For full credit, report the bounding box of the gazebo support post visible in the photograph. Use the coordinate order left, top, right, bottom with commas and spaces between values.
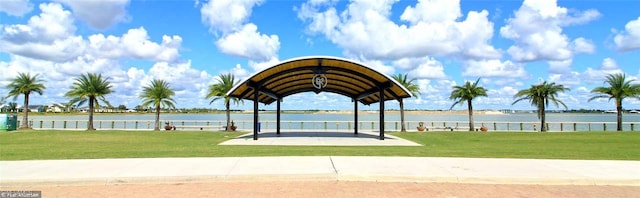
253, 87, 259, 140
354, 99, 358, 136
379, 88, 385, 140
277, 99, 281, 135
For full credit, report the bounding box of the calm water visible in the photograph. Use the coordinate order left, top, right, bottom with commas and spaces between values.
19, 112, 640, 131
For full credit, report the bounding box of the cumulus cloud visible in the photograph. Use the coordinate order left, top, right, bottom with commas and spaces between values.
229, 64, 250, 80
248, 57, 280, 72
613, 17, 640, 52
462, 59, 527, 78
548, 71, 581, 86
147, 61, 211, 94
200, 0, 262, 34
0, 3, 212, 108
0, 0, 33, 16
55, 0, 130, 29
571, 37, 595, 54
354, 58, 395, 75
402, 79, 507, 109
392, 57, 446, 79
0, 3, 182, 63
87, 27, 181, 62
215, 24, 279, 61
200, 0, 279, 62
0, 3, 82, 62
297, 0, 500, 60
582, 58, 623, 83
499, 0, 600, 63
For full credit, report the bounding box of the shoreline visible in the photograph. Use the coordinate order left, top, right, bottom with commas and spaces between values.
7, 110, 625, 117
12, 110, 507, 116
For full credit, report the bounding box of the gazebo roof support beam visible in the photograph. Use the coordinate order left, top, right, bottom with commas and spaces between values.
247, 81, 279, 100
260, 89, 279, 100
356, 82, 392, 101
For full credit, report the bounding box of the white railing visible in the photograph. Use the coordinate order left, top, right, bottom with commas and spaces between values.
21, 119, 640, 132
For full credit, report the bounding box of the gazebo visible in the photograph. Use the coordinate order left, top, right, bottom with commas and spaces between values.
226, 56, 413, 140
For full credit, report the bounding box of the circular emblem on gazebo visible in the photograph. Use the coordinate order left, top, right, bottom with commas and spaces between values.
312, 74, 328, 89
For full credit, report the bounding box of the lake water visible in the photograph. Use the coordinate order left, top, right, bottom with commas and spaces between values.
18, 112, 640, 132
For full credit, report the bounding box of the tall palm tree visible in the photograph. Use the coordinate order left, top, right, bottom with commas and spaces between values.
512, 81, 570, 132
206, 73, 242, 131
65, 73, 113, 130
391, 73, 421, 132
140, 79, 176, 131
588, 73, 640, 131
5, 73, 46, 129
449, 78, 488, 131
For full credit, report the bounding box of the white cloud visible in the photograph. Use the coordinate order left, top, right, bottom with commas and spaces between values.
297, 0, 500, 60
229, 64, 250, 80
200, 0, 279, 62
572, 37, 595, 54
248, 57, 280, 72
354, 58, 395, 75
215, 24, 279, 61
147, 61, 211, 94
548, 59, 573, 74
486, 78, 524, 88
582, 58, 623, 84
0, 3, 83, 62
200, 0, 262, 34
1, 3, 76, 42
120, 27, 182, 62
0, 0, 33, 16
0, 3, 216, 108
499, 0, 600, 62
462, 60, 527, 78
548, 71, 581, 86
614, 17, 640, 52
87, 27, 181, 62
55, 0, 130, 29
0, 3, 181, 63
400, 0, 460, 24
393, 57, 446, 79
408, 79, 454, 108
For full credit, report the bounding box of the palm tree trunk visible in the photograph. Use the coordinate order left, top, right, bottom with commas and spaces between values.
616, 100, 623, 131
225, 100, 231, 132
21, 93, 30, 129
400, 99, 406, 132
88, 97, 95, 130
540, 103, 546, 132
154, 104, 161, 131
467, 99, 474, 131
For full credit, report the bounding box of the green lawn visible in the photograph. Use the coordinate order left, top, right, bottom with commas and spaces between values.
0, 130, 638, 160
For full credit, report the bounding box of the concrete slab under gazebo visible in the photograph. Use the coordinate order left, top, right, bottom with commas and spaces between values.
226, 56, 413, 140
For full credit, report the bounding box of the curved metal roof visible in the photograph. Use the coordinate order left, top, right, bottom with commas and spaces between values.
227, 56, 412, 105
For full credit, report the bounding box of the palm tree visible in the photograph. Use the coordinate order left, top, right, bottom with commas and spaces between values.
449, 78, 488, 131
391, 73, 421, 132
8, 102, 18, 113
65, 73, 113, 130
140, 79, 176, 131
206, 73, 242, 131
588, 73, 640, 131
5, 73, 46, 129
512, 81, 570, 132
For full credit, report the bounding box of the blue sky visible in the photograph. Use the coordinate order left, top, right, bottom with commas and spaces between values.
1, 0, 639, 111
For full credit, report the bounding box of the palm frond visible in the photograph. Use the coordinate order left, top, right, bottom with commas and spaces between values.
392, 73, 421, 98
65, 73, 113, 108
449, 78, 488, 109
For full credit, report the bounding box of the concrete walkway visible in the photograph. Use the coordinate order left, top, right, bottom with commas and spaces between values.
220, 131, 421, 146
1, 157, 639, 187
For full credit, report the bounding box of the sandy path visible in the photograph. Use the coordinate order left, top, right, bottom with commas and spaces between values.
3, 181, 639, 198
